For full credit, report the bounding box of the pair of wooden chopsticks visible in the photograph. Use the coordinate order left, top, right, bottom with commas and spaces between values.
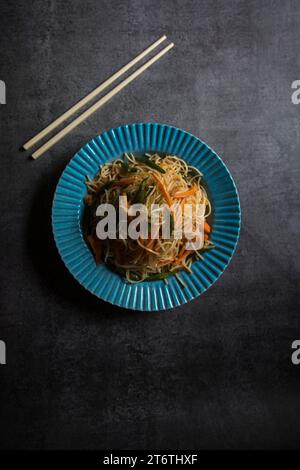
23, 35, 174, 159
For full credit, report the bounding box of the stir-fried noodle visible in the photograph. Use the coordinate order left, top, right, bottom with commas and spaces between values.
84, 153, 214, 283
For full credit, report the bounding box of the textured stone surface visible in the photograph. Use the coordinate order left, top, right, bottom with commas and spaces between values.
0, 0, 299, 449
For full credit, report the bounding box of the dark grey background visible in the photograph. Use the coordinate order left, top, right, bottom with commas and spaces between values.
0, 0, 299, 450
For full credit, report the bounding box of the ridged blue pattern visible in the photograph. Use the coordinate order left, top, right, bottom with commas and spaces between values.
52, 123, 241, 311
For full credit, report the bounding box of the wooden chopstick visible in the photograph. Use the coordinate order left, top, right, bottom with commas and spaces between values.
23, 35, 167, 151
31, 42, 174, 160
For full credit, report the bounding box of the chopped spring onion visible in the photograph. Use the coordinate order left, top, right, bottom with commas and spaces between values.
136, 156, 166, 174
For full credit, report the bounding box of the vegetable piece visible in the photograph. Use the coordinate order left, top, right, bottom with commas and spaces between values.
136, 156, 166, 174
133, 177, 149, 203
146, 272, 172, 281
150, 172, 172, 206
177, 244, 186, 259
200, 244, 215, 252
173, 186, 197, 198
204, 221, 211, 234
129, 272, 141, 281
174, 249, 191, 265
121, 161, 137, 173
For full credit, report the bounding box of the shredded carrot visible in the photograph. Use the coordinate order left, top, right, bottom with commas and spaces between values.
172, 244, 190, 265
204, 221, 211, 234
204, 233, 209, 241
150, 172, 173, 207
174, 249, 191, 265
174, 186, 197, 198
178, 244, 186, 259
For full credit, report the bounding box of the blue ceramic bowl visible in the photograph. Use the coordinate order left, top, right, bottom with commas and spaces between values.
52, 123, 241, 311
